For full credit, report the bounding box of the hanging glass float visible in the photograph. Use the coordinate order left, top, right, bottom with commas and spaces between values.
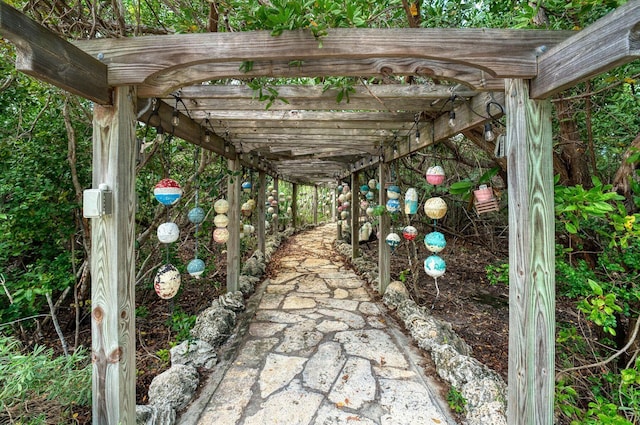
188, 207, 205, 224
424, 197, 448, 220
402, 225, 418, 241
187, 258, 205, 279
241, 181, 252, 193
154, 264, 181, 299
247, 199, 257, 210
385, 232, 401, 250
271, 189, 278, 197
157, 222, 180, 244
338, 194, 346, 204
340, 210, 349, 219
241, 202, 253, 217
366, 206, 375, 217
424, 231, 447, 253
342, 201, 350, 209
214, 199, 229, 214
360, 184, 369, 195
272, 213, 278, 220
342, 184, 350, 194
267, 206, 275, 214
365, 191, 375, 201
424, 255, 446, 278
213, 227, 229, 244
359, 222, 372, 241
386, 198, 400, 213
404, 188, 419, 215
243, 224, 253, 235
268, 184, 274, 192
345, 191, 352, 201
368, 179, 377, 189
337, 184, 343, 193
360, 200, 369, 210
154, 178, 183, 206
426, 166, 446, 185
386, 185, 401, 200
213, 214, 229, 228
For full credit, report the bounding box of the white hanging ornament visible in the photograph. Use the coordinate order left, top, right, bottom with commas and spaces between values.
213, 227, 229, 244
424, 197, 448, 220
368, 179, 377, 189
154, 264, 181, 299
157, 222, 180, 244
424, 255, 446, 278
213, 214, 229, 228
386, 185, 401, 200
385, 232, 401, 250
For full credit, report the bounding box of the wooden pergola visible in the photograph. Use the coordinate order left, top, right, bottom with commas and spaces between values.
2, 1, 639, 424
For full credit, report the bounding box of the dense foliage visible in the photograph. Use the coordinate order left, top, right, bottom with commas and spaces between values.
1, 1, 639, 424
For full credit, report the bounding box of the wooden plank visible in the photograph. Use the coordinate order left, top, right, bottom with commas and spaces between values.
186, 110, 423, 123
226, 156, 241, 292
291, 183, 298, 230
532, 1, 640, 99
74, 28, 573, 85
378, 161, 391, 294
313, 185, 318, 225
138, 58, 504, 97
257, 171, 266, 255
90, 86, 136, 424
351, 171, 360, 259
506, 79, 555, 425
0, 2, 110, 104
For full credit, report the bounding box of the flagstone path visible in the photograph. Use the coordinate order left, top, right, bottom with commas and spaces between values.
179, 224, 458, 425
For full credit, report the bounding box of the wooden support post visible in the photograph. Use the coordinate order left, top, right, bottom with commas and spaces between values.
91, 86, 136, 425
313, 185, 318, 225
506, 79, 555, 425
257, 171, 266, 255
273, 176, 279, 234
335, 185, 342, 240
378, 162, 391, 294
226, 156, 241, 292
291, 183, 298, 230
351, 171, 360, 259
332, 187, 337, 223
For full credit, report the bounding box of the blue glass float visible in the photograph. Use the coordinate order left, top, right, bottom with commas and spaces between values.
386, 185, 401, 200
365, 191, 375, 201
424, 255, 446, 278
188, 207, 205, 224
241, 181, 252, 193
424, 231, 447, 253
360, 184, 370, 195
187, 258, 205, 279
386, 198, 400, 213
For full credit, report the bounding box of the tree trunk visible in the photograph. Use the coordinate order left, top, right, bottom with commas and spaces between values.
612, 133, 640, 212
555, 98, 592, 186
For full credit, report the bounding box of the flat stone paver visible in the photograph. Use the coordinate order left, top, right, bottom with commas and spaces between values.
180, 224, 458, 425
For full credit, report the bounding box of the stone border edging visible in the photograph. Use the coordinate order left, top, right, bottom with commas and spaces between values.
333, 239, 508, 425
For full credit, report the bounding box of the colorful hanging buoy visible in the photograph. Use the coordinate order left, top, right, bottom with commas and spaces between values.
404, 188, 419, 215
154, 178, 183, 206
187, 258, 205, 279
241, 181, 252, 193
402, 225, 418, 241
213, 214, 229, 228
366, 206, 375, 217
365, 191, 375, 201
241, 202, 253, 217
424, 231, 447, 253
188, 207, 205, 224
213, 199, 229, 214
368, 179, 377, 189
426, 165, 446, 185
340, 210, 349, 219
213, 227, 230, 244
386, 185, 401, 200
360, 200, 369, 210
157, 222, 180, 244
386, 198, 401, 213
360, 184, 370, 195
385, 232, 401, 250
154, 264, 181, 299
424, 197, 448, 220
424, 255, 446, 278
267, 206, 275, 214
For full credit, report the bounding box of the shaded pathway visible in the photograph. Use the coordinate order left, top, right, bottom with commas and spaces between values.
179, 224, 458, 425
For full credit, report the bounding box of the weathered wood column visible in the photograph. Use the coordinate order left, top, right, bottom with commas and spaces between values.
506, 79, 555, 425
331, 186, 337, 222
291, 182, 298, 230
257, 170, 266, 255
226, 156, 241, 292
91, 86, 137, 425
273, 176, 279, 234
313, 185, 318, 225
351, 171, 360, 258
336, 184, 342, 240
378, 161, 391, 293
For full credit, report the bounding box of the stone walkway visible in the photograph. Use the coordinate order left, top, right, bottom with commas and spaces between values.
179, 224, 458, 425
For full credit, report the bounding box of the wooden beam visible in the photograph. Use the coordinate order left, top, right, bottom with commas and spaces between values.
351, 171, 360, 259
506, 79, 555, 425
378, 161, 391, 294
532, 1, 640, 99
138, 58, 504, 97
0, 2, 110, 104
226, 156, 241, 292
90, 86, 136, 424
74, 28, 573, 85
257, 171, 266, 255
